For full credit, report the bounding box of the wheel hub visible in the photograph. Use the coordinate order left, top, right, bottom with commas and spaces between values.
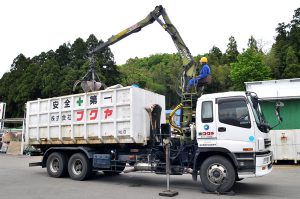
213, 170, 221, 178
72, 159, 83, 175
50, 158, 60, 173
207, 163, 227, 184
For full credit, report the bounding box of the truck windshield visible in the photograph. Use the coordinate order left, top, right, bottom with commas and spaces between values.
246, 92, 269, 133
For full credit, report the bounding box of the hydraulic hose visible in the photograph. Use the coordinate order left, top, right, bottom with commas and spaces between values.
168, 103, 183, 135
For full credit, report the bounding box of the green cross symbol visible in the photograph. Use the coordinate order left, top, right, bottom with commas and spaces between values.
76, 97, 83, 106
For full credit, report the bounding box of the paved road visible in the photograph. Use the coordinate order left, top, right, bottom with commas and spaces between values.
0, 154, 300, 199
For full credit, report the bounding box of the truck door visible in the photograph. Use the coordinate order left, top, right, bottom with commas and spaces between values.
196, 100, 218, 147
216, 97, 254, 147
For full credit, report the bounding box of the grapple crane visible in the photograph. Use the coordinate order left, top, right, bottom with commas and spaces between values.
75, 5, 202, 137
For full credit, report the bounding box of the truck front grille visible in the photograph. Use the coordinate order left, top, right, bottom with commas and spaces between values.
264, 139, 271, 148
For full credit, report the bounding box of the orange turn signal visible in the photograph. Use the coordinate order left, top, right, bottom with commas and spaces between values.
243, 148, 253, 152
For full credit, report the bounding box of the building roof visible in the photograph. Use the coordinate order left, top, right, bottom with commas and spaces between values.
245, 78, 300, 100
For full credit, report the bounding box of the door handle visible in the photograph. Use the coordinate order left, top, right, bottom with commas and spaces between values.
218, 127, 226, 132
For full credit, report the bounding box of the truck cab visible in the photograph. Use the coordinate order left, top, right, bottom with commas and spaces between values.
196, 91, 272, 180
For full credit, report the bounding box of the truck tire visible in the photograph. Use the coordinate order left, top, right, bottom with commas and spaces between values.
46, 152, 68, 178
200, 155, 236, 192
68, 153, 92, 181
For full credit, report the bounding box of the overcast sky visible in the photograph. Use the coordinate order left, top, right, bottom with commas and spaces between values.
0, 0, 299, 78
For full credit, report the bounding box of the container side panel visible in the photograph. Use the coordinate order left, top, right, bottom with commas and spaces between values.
274, 145, 295, 160
87, 123, 98, 138
274, 130, 295, 145
39, 127, 48, 139
100, 107, 114, 121
73, 110, 85, 122
49, 126, 59, 139
29, 102, 38, 113
61, 125, 72, 138
295, 131, 300, 145
39, 114, 48, 125
296, 145, 300, 161
116, 89, 130, 104
117, 122, 131, 136
61, 111, 72, 124
116, 106, 131, 120
73, 124, 84, 138
132, 88, 148, 143
74, 96, 85, 108
50, 113, 60, 124
100, 91, 114, 106
87, 93, 99, 107
87, 109, 99, 122
101, 123, 114, 137
29, 115, 38, 126
50, 99, 60, 112
28, 128, 38, 139
61, 97, 73, 109
40, 101, 49, 112
271, 129, 299, 161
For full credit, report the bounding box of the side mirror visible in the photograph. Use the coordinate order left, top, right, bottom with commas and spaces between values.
275, 101, 284, 123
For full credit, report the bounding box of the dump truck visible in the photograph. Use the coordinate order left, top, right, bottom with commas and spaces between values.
27, 5, 283, 193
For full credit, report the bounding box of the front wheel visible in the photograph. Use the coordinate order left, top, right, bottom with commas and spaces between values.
200, 155, 236, 192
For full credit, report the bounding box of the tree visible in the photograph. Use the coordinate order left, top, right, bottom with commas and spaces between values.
275, 22, 289, 41
271, 28, 289, 78
283, 46, 300, 78
38, 59, 62, 98
86, 34, 99, 51
60, 66, 82, 95
10, 54, 31, 72
247, 35, 258, 51
55, 43, 71, 67
290, 8, 300, 62
264, 47, 279, 78
208, 46, 223, 66
119, 53, 182, 108
230, 48, 272, 90
225, 36, 239, 63
291, 8, 300, 27
69, 38, 87, 70
268, 7, 300, 79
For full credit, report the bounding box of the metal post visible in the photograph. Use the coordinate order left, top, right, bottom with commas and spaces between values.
159, 138, 178, 197
166, 142, 170, 191
20, 119, 25, 155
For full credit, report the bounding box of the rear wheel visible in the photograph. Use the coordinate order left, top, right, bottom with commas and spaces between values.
46, 152, 68, 178
68, 153, 92, 181
200, 155, 236, 192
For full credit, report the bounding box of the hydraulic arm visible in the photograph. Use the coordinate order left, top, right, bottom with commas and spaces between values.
87, 5, 197, 94
76, 5, 200, 138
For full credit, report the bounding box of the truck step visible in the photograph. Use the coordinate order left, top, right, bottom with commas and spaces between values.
29, 162, 42, 167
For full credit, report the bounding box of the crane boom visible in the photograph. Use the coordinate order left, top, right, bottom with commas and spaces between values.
75, 5, 200, 135
88, 5, 197, 93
